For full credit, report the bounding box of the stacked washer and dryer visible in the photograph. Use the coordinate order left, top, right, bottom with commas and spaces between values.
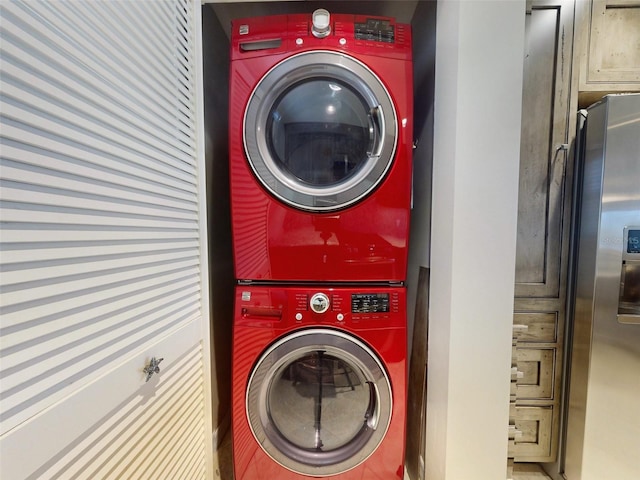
229, 9, 413, 480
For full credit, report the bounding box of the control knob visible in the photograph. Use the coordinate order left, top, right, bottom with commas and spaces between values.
310, 292, 330, 314
311, 9, 331, 38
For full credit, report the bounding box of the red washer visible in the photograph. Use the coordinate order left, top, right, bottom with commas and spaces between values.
231, 285, 407, 480
229, 11, 413, 283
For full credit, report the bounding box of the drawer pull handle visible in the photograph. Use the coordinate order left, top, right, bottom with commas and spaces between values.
512, 324, 528, 334
143, 357, 164, 382
510, 367, 524, 380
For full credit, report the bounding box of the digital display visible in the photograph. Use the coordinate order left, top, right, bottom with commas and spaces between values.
628, 230, 640, 254
354, 19, 395, 43
351, 293, 390, 313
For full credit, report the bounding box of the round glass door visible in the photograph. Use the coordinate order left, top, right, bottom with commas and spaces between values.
244, 51, 398, 211
246, 329, 392, 476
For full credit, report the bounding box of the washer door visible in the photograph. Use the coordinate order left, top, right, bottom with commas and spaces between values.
244, 51, 398, 211
246, 328, 393, 476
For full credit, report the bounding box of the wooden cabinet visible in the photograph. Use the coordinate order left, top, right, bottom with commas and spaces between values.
515, 0, 574, 300
512, 0, 638, 467
511, 0, 576, 463
511, 310, 564, 462
576, 0, 640, 106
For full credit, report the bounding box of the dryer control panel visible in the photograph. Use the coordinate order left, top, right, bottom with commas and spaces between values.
354, 17, 395, 43
231, 10, 412, 61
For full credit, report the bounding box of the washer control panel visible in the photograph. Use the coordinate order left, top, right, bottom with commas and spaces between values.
351, 293, 390, 313
237, 286, 405, 326
290, 288, 401, 324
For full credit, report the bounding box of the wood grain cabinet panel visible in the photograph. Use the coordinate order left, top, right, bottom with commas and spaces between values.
509, 406, 554, 461
513, 312, 558, 343
581, 0, 640, 86
515, 3, 573, 300
516, 348, 555, 400
512, 0, 575, 464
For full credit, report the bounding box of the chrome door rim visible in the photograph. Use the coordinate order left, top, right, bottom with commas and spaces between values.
243, 50, 398, 211
245, 328, 393, 476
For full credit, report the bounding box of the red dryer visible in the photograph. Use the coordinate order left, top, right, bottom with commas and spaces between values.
232, 284, 407, 480
229, 10, 413, 283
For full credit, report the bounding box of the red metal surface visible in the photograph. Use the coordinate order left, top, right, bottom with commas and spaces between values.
229, 13, 413, 283
231, 285, 407, 480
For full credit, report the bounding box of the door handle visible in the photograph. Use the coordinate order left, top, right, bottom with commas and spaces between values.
143, 357, 164, 382
367, 105, 385, 158
364, 381, 380, 430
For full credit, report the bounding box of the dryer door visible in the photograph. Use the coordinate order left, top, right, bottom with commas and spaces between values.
244, 51, 398, 211
245, 328, 393, 476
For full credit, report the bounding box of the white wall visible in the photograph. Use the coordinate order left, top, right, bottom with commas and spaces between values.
426, 1, 525, 479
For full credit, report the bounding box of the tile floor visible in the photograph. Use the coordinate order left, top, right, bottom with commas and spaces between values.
512, 463, 552, 480
213, 431, 233, 480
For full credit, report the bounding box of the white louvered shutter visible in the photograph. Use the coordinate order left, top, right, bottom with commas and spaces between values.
0, 1, 213, 478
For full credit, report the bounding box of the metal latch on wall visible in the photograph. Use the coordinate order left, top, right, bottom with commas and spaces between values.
143, 357, 164, 382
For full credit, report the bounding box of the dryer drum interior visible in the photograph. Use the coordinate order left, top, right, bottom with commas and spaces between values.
245, 328, 393, 476
243, 51, 398, 212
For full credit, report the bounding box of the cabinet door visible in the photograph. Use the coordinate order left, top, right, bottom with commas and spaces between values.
512, 0, 575, 464
581, 0, 640, 87
0, 1, 212, 478
515, 0, 574, 299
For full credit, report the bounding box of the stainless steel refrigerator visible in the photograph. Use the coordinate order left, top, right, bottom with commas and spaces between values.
564, 94, 640, 479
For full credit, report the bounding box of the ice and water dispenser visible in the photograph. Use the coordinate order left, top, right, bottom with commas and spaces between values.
619, 227, 640, 323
